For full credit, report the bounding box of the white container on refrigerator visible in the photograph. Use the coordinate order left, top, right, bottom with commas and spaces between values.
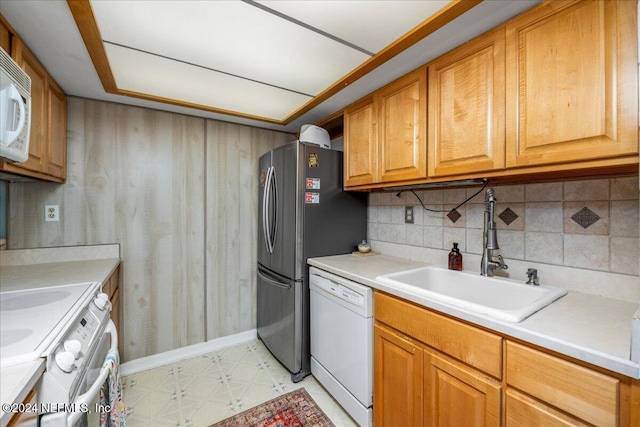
310, 266, 372, 427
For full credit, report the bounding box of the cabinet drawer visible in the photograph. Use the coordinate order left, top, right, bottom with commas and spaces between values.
505, 388, 589, 427
374, 291, 502, 378
506, 341, 619, 427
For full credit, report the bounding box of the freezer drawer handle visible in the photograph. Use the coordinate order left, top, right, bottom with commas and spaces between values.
258, 269, 291, 290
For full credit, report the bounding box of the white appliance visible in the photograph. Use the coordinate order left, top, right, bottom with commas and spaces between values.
0, 282, 119, 427
299, 124, 330, 149
632, 306, 640, 363
0, 46, 31, 163
310, 267, 373, 427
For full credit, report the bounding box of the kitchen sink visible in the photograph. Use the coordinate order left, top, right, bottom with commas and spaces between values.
376, 266, 567, 322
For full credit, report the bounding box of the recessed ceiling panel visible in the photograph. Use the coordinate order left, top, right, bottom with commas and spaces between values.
90, 0, 370, 97
257, 0, 452, 53
105, 43, 311, 120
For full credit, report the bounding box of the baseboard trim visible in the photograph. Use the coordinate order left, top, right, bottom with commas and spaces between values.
120, 329, 258, 376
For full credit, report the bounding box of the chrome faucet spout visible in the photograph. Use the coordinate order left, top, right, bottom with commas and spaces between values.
481, 188, 508, 276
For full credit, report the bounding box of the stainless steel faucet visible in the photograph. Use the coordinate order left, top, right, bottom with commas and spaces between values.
481, 188, 508, 276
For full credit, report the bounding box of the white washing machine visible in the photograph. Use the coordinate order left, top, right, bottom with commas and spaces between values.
309, 266, 373, 427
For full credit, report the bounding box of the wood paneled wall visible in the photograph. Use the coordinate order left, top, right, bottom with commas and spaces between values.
205, 121, 292, 340
7, 97, 292, 361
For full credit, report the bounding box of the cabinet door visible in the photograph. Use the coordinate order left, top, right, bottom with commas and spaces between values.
424, 351, 501, 427
46, 78, 66, 179
377, 69, 427, 183
374, 324, 423, 427
505, 0, 638, 168
428, 28, 505, 177
344, 97, 377, 187
15, 42, 47, 173
0, 17, 11, 53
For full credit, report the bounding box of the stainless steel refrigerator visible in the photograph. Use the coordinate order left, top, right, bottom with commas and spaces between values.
257, 141, 367, 382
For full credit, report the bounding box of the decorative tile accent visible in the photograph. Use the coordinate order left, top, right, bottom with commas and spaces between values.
571, 207, 600, 229
447, 209, 462, 224
564, 201, 609, 235
498, 208, 519, 225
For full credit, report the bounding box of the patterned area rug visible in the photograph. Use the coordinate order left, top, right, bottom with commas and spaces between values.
210, 388, 335, 427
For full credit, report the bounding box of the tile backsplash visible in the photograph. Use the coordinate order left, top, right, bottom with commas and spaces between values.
368, 177, 639, 276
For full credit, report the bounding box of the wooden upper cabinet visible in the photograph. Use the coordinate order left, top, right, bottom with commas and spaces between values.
428, 28, 506, 177
377, 69, 427, 183
0, 17, 10, 53
344, 68, 427, 188
344, 97, 377, 187
15, 43, 47, 174
505, 0, 638, 168
0, 16, 67, 183
46, 78, 67, 179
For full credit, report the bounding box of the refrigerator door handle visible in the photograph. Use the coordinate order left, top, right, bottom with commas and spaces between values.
263, 166, 274, 253
258, 268, 292, 290
269, 166, 278, 252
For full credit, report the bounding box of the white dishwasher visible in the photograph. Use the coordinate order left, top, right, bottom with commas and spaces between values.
309, 266, 373, 427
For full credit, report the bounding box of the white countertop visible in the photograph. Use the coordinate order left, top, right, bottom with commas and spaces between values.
308, 253, 640, 379
0, 245, 120, 425
0, 258, 120, 292
0, 360, 44, 427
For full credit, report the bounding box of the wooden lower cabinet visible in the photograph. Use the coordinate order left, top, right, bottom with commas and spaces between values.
425, 350, 501, 427
505, 388, 589, 427
102, 265, 121, 344
374, 324, 423, 427
373, 323, 501, 427
506, 341, 620, 427
373, 290, 640, 426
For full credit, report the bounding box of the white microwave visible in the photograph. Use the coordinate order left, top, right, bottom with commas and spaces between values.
0, 46, 31, 163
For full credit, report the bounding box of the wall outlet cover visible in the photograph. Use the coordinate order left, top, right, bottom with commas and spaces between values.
45, 205, 59, 222
405, 206, 414, 224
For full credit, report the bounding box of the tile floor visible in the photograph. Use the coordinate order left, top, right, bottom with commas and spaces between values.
121, 339, 358, 427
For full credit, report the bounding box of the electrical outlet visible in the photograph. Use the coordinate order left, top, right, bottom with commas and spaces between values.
45, 205, 59, 222
405, 206, 414, 224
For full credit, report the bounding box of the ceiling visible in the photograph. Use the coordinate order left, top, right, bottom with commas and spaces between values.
0, 0, 540, 133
